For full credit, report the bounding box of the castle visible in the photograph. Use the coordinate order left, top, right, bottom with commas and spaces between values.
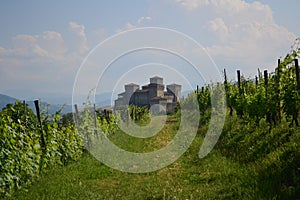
114, 76, 181, 114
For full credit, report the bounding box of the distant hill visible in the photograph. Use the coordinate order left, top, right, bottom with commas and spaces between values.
0, 93, 72, 114
0, 91, 123, 114
0, 94, 18, 109
26, 101, 72, 115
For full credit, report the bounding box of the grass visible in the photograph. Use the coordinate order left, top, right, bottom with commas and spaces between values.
9, 115, 281, 199
11, 152, 255, 199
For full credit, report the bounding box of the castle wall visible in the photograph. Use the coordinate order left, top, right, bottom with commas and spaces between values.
130, 91, 149, 107
148, 83, 164, 100
115, 77, 181, 113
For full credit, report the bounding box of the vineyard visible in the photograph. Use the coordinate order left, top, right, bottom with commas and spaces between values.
0, 101, 82, 198
192, 47, 300, 198
0, 48, 300, 199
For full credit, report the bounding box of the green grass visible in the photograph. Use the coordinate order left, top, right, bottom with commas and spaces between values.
10, 115, 259, 200
11, 151, 255, 199
10, 115, 299, 199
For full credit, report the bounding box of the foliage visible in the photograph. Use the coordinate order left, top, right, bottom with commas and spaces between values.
221, 48, 300, 126
128, 105, 150, 125
0, 104, 41, 197
183, 47, 300, 198
0, 102, 82, 198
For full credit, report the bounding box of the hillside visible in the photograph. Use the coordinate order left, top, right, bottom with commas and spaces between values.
0, 93, 72, 114
0, 94, 18, 110
10, 114, 300, 199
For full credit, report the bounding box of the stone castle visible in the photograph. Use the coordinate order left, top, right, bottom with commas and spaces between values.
115, 76, 181, 113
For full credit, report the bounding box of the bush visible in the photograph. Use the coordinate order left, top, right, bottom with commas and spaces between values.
0, 102, 83, 198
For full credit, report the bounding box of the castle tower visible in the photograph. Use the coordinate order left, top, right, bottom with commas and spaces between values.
115, 83, 139, 107
150, 76, 163, 85
125, 83, 139, 94
167, 84, 182, 102
149, 76, 164, 100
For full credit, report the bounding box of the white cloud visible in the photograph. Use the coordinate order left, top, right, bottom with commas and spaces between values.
116, 23, 135, 33
206, 18, 228, 42
210, 0, 247, 13
125, 22, 136, 30
0, 21, 88, 94
11, 34, 48, 57
1, 31, 67, 61
175, 0, 209, 10
38, 31, 67, 60
171, 0, 297, 73
116, 16, 152, 33
69, 21, 88, 54
137, 16, 152, 24
210, 0, 273, 25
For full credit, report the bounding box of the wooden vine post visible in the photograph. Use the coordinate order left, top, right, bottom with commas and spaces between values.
74, 104, 80, 126
224, 68, 227, 84
277, 59, 281, 76
237, 70, 241, 89
277, 59, 281, 122
295, 59, 300, 91
258, 68, 262, 80
294, 59, 299, 126
263, 70, 271, 125
264, 70, 268, 86
224, 68, 233, 116
34, 100, 46, 151
255, 76, 258, 86
23, 100, 27, 129
93, 104, 98, 136
236, 70, 244, 117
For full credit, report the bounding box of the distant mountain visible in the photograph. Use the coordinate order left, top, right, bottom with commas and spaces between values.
0, 94, 18, 109
4, 89, 73, 105
0, 93, 72, 114
26, 101, 72, 115
4, 88, 118, 107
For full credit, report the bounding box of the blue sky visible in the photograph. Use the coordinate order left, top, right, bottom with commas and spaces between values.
0, 0, 299, 103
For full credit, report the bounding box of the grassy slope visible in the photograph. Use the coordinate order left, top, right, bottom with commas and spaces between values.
10, 115, 299, 199
11, 116, 257, 200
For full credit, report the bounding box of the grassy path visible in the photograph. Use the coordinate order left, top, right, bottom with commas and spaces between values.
11, 117, 257, 199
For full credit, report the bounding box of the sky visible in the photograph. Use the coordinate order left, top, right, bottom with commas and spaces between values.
0, 0, 299, 103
